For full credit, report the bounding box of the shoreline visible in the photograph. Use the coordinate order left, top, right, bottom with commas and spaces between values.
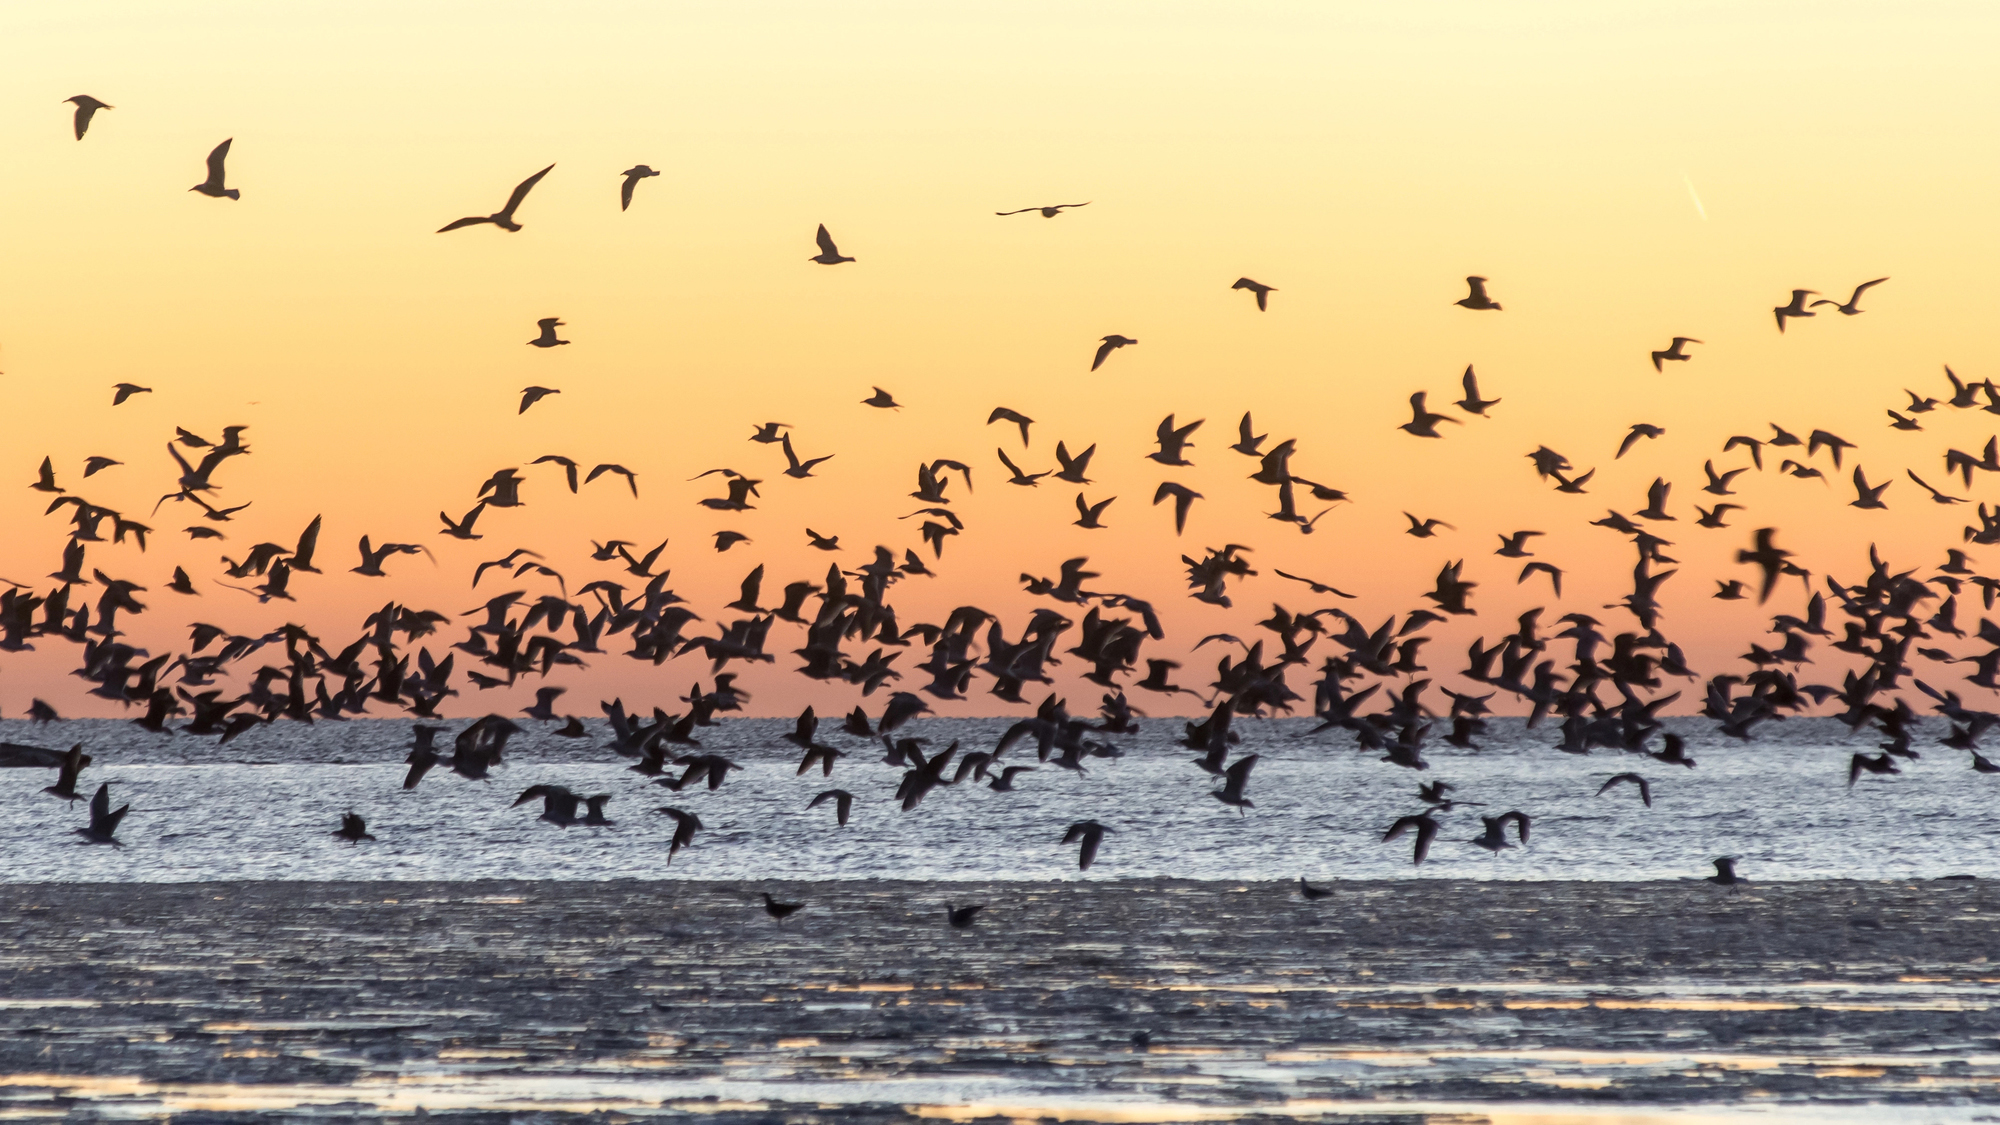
3, 879, 1997, 1120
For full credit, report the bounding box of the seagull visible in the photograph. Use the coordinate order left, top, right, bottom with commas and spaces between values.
1210, 754, 1258, 814
862, 387, 901, 409
65, 95, 111, 140
1382, 814, 1439, 864
74, 783, 129, 845
779, 434, 833, 478
1298, 878, 1334, 901
1091, 335, 1137, 371
1650, 337, 1701, 371
1773, 289, 1817, 332
1404, 513, 1453, 537
1596, 773, 1652, 807
112, 383, 151, 405
332, 812, 375, 842
1153, 483, 1202, 534
1231, 278, 1275, 311
987, 407, 1034, 446
83, 456, 121, 477
1455, 276, 1501, 310
1073, 493, 1115, 529
947, 903, 985, 928
809, 224, 854, 264
1062, 820, 1108, 870
618, 164, 660, 210
997, 202, 1089, 217
1706, 857, 1747, 887
1455, 367, 1500, 416
42, 745, 87, 802
438, 163, 554, 232
1400, 392, 1460, 438
807, 789, 853, 826
190, 139, 239, 200
586, 463, 640, 497
518, 387, 559, 413
749, 422, 790, 443
528, 319, 568, 348
1617, 424, 1665, 458
1469, 811, 1530, 853
762, 892, 804, 923
1811, 278, 1888, 316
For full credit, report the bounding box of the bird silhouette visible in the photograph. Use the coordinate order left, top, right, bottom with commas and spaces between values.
1773, 289, 1817, 332
946, 903, 985, 928
1455, 276, 1501, 310
1650, 337, 1701, 371
1455, 367, 1500, 416
1231, 278, 1275, 310
519, 387, 560, 413
762, 891, 803, 922
528, 319, 568, 348
807, 789, 853, 826
438, 164, 554, 232
1617, 424, 1664, 458
1596, 773, 1652, 807
1153, 483, 1202, 534
1706, 857, 1747, 887
618, 164, 660, 210
1091, 336, 1137, 371
1400, 392, 1460, 438
65, 95, 111, 140
112, 383, 151, 406
1383, 814, 1439, 864
1062, 820, 1108, 870
862, 387, 901, 409
1811, 278, 1887, 316
75, 783, 129, 845
332, 812, 375, 842
997, 202, 1089, 217
809, 224, 854, 264
190, 139, 239, 200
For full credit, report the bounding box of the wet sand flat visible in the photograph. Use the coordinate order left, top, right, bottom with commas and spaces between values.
2, 879, 1998, 1122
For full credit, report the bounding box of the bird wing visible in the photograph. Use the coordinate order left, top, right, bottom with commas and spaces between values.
205, 138, 232, 181
499, 164, 555, 219
815, 224, 839, 255
1091, 340, 1116, 370
437, 215, 494, 232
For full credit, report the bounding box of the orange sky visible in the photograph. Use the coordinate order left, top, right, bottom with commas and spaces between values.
1, 2, 1997, 717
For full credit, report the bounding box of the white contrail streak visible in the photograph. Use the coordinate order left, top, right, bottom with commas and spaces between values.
1682, 173, 1707, 221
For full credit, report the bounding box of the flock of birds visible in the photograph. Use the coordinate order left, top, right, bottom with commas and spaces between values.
7, 95, 1996, 913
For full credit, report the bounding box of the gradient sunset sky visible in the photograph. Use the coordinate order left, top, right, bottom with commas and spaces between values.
2, 2, 1996, 716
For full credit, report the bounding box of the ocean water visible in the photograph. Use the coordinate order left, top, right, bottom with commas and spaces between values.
3, 716, 1993, 884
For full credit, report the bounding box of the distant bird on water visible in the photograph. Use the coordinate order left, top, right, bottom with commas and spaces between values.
1706, 856, 1747, 887
528, 319, 568, 348
762, 892, 804, 923
65, 95, 111, 140
618, 164, 660, 211
1092, 336, 1137, 371
996, 202, 1088, 217
946, 903, 985, 928
438, 163, 554, 232
1298, 877, 1334, 900
190, 139, 239, 200
809, 224, 854, 264
519, 387, 559, 413
332, 812, 374, 842
1231, 278, 1275, 311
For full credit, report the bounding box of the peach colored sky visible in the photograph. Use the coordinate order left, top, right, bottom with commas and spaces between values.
1, 2, 1997, 716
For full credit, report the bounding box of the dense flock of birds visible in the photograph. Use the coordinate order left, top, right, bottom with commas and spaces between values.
6, 97, 1997, 911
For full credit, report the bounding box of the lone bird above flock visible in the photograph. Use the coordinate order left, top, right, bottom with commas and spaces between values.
438, 163, 554, 232
65, 95, 111, 139
1092, 335, 1137, 371
618, 164, 659, 211
190, 139, 239, 200
996, 202, 1088, 217
809, 224, 854, 264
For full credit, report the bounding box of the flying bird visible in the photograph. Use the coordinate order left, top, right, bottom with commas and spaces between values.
438, 163, 554, 232
862, 387, 901, 409
1596, 773, 1652, 807
1455, 367, 1499, 416
1231, 278, 1275, 311
997, 202, 1089, 217
528, 319, 568, 348
1091, 335, 1137, 371
1811, 278, 1887, 316
65, 95, 111, 140
1400, 392, 1460, 438
809, 224, 854, 264
518, 386, 559, 413
618, 164, 660, 210
190, 139, 239, 200
1455, 276, 1501, 310
1617, 424, 1665, 458
1773, 289, 1817, 332
987, 407, 1034, 446
586, 463, 640, 497
112, 383, 151, 405
1651, 337, 1701, 371
1152, 482, 1201, 534
1062, 820, 1108, 870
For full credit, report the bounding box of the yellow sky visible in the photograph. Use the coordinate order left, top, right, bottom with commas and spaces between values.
1, 2, 1997, 716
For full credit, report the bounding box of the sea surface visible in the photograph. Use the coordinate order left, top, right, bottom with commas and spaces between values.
4, 716, 1992, 885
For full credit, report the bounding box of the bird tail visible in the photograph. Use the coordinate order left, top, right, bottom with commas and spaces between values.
223, 189, 241, 201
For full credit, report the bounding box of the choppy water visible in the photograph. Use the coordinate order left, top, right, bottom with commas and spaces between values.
3, 716, 1994, 883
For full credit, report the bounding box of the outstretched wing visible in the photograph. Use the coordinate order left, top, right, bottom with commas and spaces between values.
205, 138, 232, 181
499, 163, 556, 220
